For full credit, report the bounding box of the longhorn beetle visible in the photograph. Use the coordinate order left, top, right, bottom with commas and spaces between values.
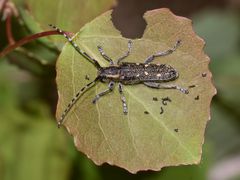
49, 24, 189, 128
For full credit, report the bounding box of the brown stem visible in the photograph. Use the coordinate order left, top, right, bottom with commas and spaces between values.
0, 0, 7, 12
0, 30, 62, 58
6, 14, 15, 45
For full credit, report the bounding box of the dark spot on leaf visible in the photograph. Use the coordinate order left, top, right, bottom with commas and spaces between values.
202, 72, 207, 77
195, 95, 200, 100
174, 128, 179, 132
153, 97, 158, 101
189, 85, 196, 88
162, 97, 171, 105
160, 107, 164, 114
85, 74, 90, 80
144, 111, 149, 114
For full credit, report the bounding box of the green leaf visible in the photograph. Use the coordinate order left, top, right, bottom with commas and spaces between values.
18, 7, 59, 52
10, 0, 116, 66
56, 9, 216, 173
22, 0, 116, 32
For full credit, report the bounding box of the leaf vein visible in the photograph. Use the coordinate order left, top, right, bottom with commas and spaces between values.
125, 87, 197, 160
127, 95, 143, 163
95, 85, 115, 155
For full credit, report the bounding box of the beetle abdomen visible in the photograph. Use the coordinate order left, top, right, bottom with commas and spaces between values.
119, 63, 178, 84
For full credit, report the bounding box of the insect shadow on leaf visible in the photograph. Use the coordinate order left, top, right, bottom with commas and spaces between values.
49, 24, 189, 128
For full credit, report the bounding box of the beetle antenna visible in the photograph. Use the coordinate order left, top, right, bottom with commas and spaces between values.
58, 76, 100, 127
49, 24, 102, 69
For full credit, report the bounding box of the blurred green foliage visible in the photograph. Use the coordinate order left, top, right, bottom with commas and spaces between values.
0, 61, 70, 180
193, 9, 240, 159
0, 0, 240, 179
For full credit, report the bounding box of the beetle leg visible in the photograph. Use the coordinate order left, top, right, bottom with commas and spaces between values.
117, 40, 132, 65
92, 81, 115, 103
144, 40, 181, 64
118, 83, 128, 114
144, 82, 189, 94
97, 45, 114, 65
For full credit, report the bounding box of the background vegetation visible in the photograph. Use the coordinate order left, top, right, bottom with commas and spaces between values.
0, 0, 240, 179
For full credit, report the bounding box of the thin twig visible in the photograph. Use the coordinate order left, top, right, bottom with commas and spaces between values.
6, 14, 15, 45
0, 0, 7, 12
0, 30, 62, 58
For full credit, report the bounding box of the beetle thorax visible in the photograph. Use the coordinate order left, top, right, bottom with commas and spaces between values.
98, 66, 121, 82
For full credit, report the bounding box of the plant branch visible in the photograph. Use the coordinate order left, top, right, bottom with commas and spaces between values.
0, 30, 63, 58
6, 14, 15, 45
